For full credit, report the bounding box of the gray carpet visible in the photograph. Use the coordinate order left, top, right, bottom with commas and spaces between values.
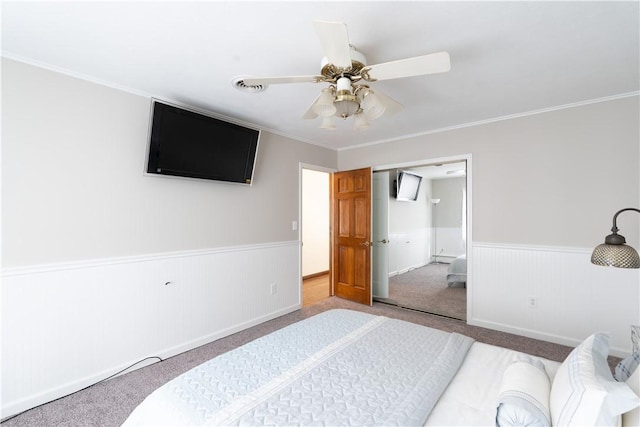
1, 297, 620, 427
379, 263, 466, 320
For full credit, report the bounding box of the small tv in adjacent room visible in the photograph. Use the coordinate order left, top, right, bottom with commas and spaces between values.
395, 170, 423, 201
146, 100, 260, 185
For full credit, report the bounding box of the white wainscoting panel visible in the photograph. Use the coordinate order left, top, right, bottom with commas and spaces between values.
388, 229, 430, 276
433, 227, 465, 259
1, 241, 301, 418
471, 243, 640, 357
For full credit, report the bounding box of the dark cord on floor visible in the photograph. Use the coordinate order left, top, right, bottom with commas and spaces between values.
0, 356, 164, 424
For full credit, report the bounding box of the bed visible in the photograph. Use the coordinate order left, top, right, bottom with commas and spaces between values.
123, 309, 640, 426
447, 254, 467, 287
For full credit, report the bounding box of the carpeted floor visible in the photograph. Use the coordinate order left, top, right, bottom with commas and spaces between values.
378, 263, 466, 320
1, 297, 619, 427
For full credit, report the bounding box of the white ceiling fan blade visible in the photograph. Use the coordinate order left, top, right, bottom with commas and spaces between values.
240, 75, 321, 86
366, 51, 451, 81
313, 20, 352, 68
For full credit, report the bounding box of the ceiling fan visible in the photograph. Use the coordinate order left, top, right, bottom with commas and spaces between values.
232, 20, 451, 130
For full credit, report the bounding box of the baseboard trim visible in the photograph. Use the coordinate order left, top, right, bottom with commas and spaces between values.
303, 270, 330, 280
389, 261, 437, 277
1, 303, 302, 419
468, 317, 627, 358
157, 303, 302, 360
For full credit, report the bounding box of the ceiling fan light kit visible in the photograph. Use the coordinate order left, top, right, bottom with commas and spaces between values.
312, 88, 337, 117
361, 89, 385, 120
319, 115, 336, 130
353, 112, 370, 130
233, 20, 451, 131
333, 77, 360, 119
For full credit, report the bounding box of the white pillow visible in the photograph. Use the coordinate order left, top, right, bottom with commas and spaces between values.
623, 367, 640, 427
616, 351, 640, 382
496, 359, 551, 426
550, 333, 640, 426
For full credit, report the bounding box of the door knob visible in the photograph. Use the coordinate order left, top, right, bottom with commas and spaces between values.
360, 241, 370, 247
372, 239, 388, 245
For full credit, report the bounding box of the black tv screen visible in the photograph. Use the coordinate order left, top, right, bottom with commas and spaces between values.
147, 101, 260, 185
396, 171, 423, 201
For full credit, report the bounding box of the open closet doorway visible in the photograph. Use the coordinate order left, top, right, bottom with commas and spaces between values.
372, 160, 468, 320
301, 166, 332, 306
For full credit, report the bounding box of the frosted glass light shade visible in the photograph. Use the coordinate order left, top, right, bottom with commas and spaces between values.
319, 115, 335, 129
362, 92, 386, 120
334, 96, 359, 119
312, 89, 336, 117
353, 113, 369, 130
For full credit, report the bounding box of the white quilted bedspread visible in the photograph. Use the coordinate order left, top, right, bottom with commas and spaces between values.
123, 309, 474, 426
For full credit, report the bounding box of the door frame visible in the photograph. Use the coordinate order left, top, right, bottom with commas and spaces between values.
371, 171, 390, 299
299, 163, 337, 304
372, 153, 473, 321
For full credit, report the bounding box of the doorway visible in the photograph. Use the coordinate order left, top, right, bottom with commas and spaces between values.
299, 157, 471, 315
301, 166, 374, 307
372, 159, 469, 320
301, 166, 332, 306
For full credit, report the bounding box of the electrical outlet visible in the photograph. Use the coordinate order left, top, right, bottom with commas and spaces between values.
527, 296, 538, 309
270, 283, 277, 295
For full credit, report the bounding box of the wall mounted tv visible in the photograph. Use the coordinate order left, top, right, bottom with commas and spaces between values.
146, 100, 260, 185
395, 171, 423, 201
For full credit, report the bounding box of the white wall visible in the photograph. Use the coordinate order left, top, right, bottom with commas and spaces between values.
1, 58, 337, 417
338, 96, 640, 356
432, 177, 466, 259
1, 58, 337, 268
301, 169, 330, 276
387, 169, 431, 274
339, 97, 639, 249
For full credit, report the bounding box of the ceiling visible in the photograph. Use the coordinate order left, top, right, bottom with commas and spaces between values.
2, 1, 638, 151
378, 161, 466, 180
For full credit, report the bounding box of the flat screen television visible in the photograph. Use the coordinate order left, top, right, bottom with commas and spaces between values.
146, 100, 260, 185
395, 171, 423, 201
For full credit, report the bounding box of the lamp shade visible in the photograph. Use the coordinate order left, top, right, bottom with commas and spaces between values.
590, 207, 640, 269
312, 88, 336, 117
353, 113, 369, 130
334, 94, 360, 118
591, 243, 640, 268
362, 92, 386, 120
319, 115, 335, 130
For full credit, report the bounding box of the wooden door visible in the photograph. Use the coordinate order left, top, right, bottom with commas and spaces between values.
332, 167, 372, 305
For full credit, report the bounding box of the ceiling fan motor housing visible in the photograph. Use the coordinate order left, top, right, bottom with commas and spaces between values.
320, 47, 367, 81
